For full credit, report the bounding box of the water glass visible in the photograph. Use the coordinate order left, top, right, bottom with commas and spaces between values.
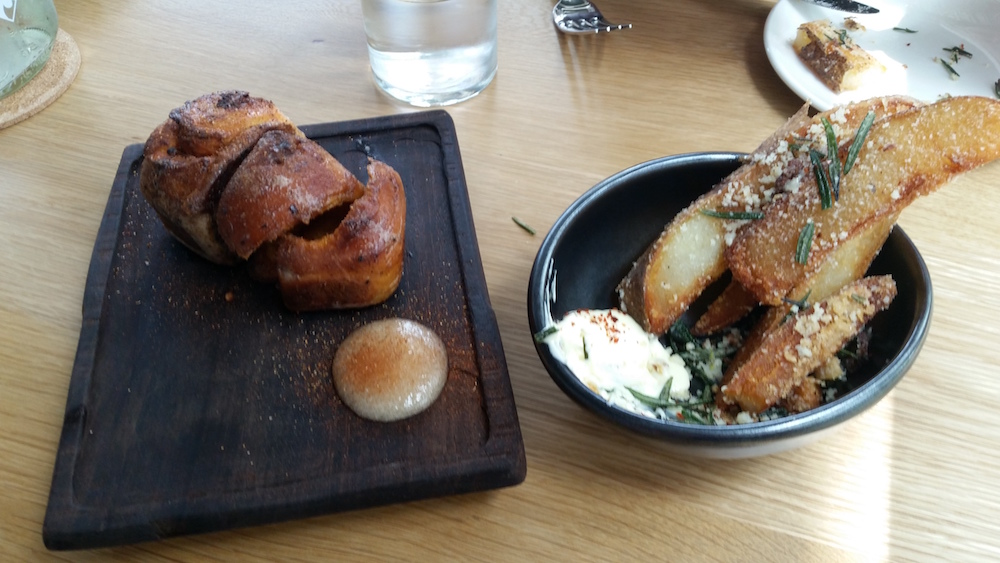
361, 0, 498, 107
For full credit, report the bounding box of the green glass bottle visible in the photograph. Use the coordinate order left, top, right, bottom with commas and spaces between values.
1, 0, 59, 99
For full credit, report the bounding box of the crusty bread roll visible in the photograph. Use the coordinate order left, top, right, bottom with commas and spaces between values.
139, 91, 407, 311
140, 90, 299, 264
273, 159, 407, 311
332, 318, 448, 422
215, 129, 365, 260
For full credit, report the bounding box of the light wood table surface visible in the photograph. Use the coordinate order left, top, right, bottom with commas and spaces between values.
3, 0, 1000, 560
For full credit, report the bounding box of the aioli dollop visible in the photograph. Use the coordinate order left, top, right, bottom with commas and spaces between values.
541, 309, 693, 417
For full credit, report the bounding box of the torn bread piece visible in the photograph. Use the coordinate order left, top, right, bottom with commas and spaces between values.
793, 19, 885, 92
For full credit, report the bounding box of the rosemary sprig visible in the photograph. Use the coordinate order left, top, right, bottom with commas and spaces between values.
699, 209, 765, 220
511, 216, 536, 235
782, 290, 812, 311
939, 58, 960, 79
893, 27, 918, 33
810, 149, 833, 209
533, 326, 558, 342
795, 221, 815, 265
821, 117, 842, 200
843, 111, 875, 175
943, 46, 973, 59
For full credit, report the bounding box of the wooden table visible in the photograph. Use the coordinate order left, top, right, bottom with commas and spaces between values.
3, 0, 999, 560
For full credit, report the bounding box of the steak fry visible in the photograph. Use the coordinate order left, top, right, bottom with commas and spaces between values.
617, 96, 919, 334
718, 275, 897, 414
727, 96, 1000, 305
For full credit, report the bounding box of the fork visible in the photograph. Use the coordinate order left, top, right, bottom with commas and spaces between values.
551, 0, 632, 34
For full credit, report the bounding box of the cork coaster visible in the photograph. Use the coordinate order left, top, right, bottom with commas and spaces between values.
0, 29, 81, 130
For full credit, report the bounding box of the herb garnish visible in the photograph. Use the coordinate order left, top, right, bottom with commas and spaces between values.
843, 111, 876, 175
850, 293, 867, 304
994, 79, 1000, 99
795, 221, 815, 265
533, 326, 558, 342
943, 46, 973, 59
782, 290, 812, 311
821, 117, 842, 200
939, 58, 960, 79
511, 216, 536, 235
699, 209, 765, 220
810, 149, 833, 209
893, 27, 918, 33
581, 335, 589, 360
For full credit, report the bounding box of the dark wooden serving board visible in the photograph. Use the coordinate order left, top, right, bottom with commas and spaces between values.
43, 111, 526, 550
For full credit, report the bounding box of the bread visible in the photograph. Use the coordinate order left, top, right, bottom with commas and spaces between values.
140, 90, 300, 264
216, 129, 365, 260
139, 91, 407, 311
273, 159, 407, 311
792, 20, 884, 93
332, 318, 448, 422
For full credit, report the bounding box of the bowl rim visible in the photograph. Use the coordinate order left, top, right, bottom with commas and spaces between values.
527, 151, 933, 448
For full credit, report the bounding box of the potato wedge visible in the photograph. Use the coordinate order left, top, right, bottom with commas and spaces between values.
727, 96, 1000, 305
719, 275, 897, 414
691, 279, 758, 336
617, 96, 920, 334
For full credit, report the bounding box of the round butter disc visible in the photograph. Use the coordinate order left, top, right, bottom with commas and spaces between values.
332, 318, 448, 422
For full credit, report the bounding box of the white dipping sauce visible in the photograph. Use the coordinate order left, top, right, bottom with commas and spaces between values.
541, 309, 693, 417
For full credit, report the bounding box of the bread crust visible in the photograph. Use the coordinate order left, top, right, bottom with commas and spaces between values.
274, 159, 407, 311
216, 130, 365, 259
139, 91, 299, 264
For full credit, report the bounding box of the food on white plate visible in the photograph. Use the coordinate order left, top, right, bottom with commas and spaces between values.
617, 95, 919, 335
792, 19, 885, 93
332, 318, 448, 422
139, 90, 407, 310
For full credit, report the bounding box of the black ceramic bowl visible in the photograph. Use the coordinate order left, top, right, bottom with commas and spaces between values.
527, 152, 932, 458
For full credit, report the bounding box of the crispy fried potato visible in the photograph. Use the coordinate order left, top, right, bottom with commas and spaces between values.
691, 280, 758, 336
617, 96, 920, 334
728, 96, 1000, 305
719, 275, 897, 414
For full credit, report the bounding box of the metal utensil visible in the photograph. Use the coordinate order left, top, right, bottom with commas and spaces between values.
552, 0, 631, 34
801, 0, 880, 14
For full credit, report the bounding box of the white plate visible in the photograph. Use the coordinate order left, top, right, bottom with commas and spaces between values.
764, 0, 1000, 110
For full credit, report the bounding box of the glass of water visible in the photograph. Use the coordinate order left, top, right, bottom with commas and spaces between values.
1, 0, 59, 100
361, 0, 498, 107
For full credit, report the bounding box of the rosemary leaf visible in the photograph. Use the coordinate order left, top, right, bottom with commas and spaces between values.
810, 149, 833, 209
699, 209, 765, 220
795, 221, 815, 265
943, 46, 973, 59
939, 58, 960, 78
627, 387, 674, 408
843, 111, 875, 175
850, 293, 867, 304
581, 335, 589, 360
893, 27, 918, 33
511, 216, 536, 235
658, 377, 674, 401
532, 326, 558, 343
821, 117, 842, 200
782, 290, 813, 310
